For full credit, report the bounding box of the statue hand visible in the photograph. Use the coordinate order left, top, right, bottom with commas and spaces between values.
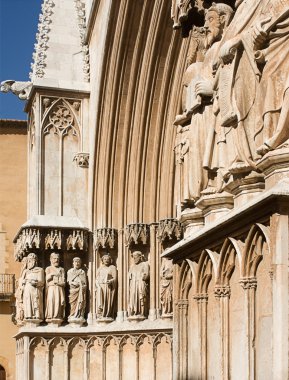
252, 17, 271, 50
219, 37, 241, 64
195, 80, 213, 98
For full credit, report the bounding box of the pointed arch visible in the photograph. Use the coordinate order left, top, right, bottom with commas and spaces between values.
196, 249, 218, 294
242, 223, 270, 278
216, 237, 243, 286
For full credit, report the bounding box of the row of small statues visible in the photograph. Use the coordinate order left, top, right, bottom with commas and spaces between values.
15, 251, 173, 326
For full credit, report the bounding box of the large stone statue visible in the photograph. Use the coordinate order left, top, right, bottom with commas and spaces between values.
175, 3, 234, 201
160, 259, 173, 318
95, 254, 117, 321
67, 257, 87, 324
45, 252, 65, 324
17, 253, 44, 324
214, 0, 289, 170
128, 251, 149, 320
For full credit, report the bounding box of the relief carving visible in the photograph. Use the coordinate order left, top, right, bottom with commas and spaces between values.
125, 223, 150, 246
95, 228, 117, 250
67, 257, 87, 325
95, 254, 117, 321
45, 252, 65, 324
128, 251, 150, 320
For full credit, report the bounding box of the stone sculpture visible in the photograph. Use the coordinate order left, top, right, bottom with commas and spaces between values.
128, 251, 150, 320
67, 257, 87, 324
0, 80, 32, 100
45, 252, 65, 324
160, 259, 173, 317
175, 3, 234, 201
95, 254, 117, 321
16, 253, 44, 324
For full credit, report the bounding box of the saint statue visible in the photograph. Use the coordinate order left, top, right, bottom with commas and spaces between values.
17, 253, 44, 323
95, 254, 117, 320
67, 257, 87, 323
128, 251, 149, 319
45, 252, 65, 323
175, 3, 234, 202
160, 259, 173, 317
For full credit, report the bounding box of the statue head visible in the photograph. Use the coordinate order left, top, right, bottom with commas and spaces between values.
27, 253, 38, 269
204, 3, 234, 47
101, 254, 112, 266
50, 252, 60, 267
132, 251, 143, 265
73, 257, 82, 269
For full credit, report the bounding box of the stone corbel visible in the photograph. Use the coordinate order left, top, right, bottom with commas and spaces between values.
73, 152, 90, 168
95, 228, 117, 250
125, 223, 150, 247
157, 218, 183, 242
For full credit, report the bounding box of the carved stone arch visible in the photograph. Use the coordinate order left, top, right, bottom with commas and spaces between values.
87, 336, 102, 349
153, 332, 172, 349
67, 336, 86, 350
196, 249, 218, 294
103, 335, 119, 350
178, 261, 192, 300
29, 336, 48, 349
48, 336, 67, 350
119, 334, 136, 348
242, 223, 270, 278
42, 97, 81, 141
136, 333, 153, 349
216, 238, 243, 286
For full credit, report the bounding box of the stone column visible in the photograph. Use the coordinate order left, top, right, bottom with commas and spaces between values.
178, 299, 189, 380
240, 277, 257, 380
149, 223, 158, 320
23, 336, 30, 380
215, 286, 231, 380
271, 211, 289, 379
194, 293, 208, 379
117, 228, 125, 321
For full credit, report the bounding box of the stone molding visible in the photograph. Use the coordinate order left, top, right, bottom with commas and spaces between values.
157, 218, 183, 242
125, 223, 150, 246
95, 228, 118, 250
30, 0, 55, 79
14, 226, 89, 261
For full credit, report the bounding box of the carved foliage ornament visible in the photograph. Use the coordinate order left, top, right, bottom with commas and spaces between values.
30, 0, 54, 79
74, 0, 90, 82
73, 153, 90, 168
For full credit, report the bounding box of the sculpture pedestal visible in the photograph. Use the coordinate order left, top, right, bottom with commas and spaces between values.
223, 171, 265, 209
24, 318, 42, 328
68, 317, 85, 327
195, 192, 233, 225
180, 207, 204, 237
257, 147, 289, 189
46, 318, 63, 327
127, 315, 146, 322
96, 317, 114, 325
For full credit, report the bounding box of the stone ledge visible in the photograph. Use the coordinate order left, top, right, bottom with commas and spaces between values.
163, 179, 289, 261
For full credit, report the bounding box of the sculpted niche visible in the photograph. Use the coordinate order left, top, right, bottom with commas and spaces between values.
128, 251, 150, 320
45, 252, 65, 325
95, 254, 117, 321
67, 257, 87, 325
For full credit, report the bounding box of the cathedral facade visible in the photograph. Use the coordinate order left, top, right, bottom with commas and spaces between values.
1, 0, 289, 379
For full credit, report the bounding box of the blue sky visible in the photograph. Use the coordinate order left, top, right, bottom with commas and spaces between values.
0, 0, 42, 120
